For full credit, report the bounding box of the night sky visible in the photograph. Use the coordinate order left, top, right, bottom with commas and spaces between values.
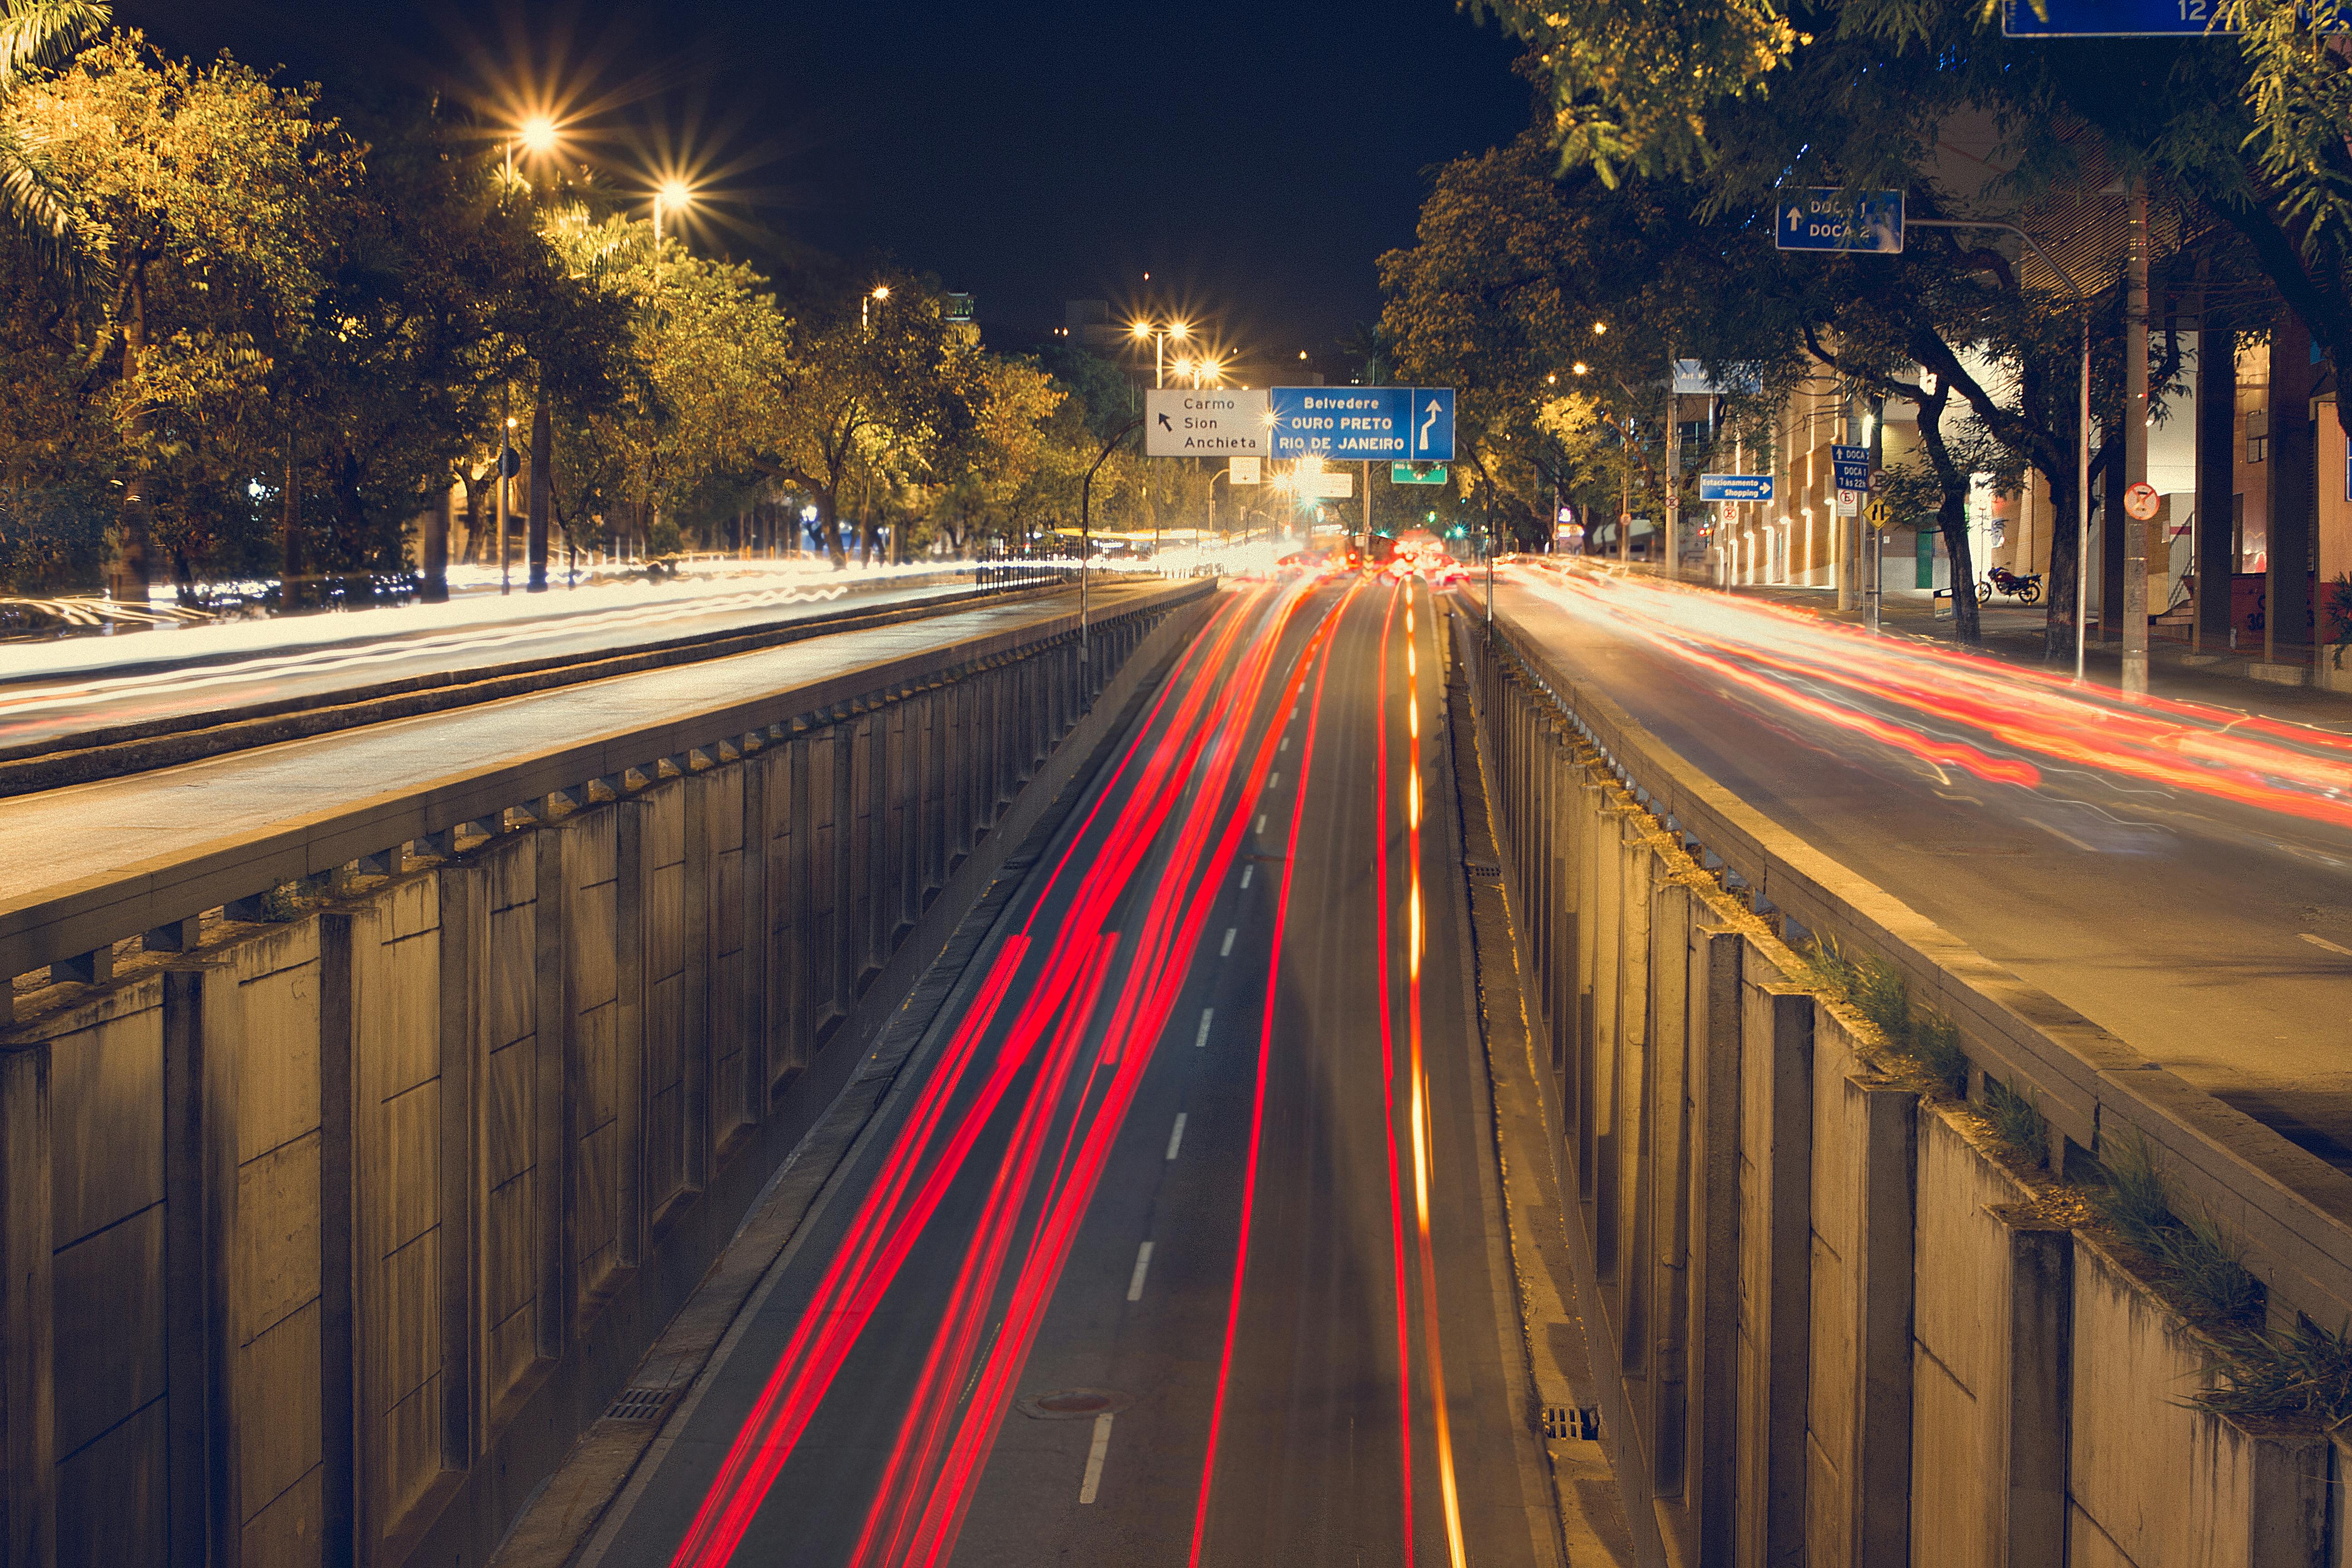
113, 1, 1534, 357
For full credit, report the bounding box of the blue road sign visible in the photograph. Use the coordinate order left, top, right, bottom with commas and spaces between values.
1699, 473, 1774, 503
1831, 444, 1872, 492
1269, 387, 1455, 462
1775, 189, 1904, 254
2004, 0, 2224, 31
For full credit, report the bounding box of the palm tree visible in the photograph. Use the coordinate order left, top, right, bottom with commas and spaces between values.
0, 0, 108, 274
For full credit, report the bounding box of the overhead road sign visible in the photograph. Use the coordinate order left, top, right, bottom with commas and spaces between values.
1776, 189, 1904, 254
1144, 388, 1268, 458
1229, 456, 1260, 485
2000, 0, 2297, 33
1391, 462, 1448, 485
1267, 387, 1455, 461
1298, 470, 1355, 499
1699, 473, 1774, 503
1831, 444, 1872, 491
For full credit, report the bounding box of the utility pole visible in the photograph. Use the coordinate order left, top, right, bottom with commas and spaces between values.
1836, 388, 1859, 612
2121, 177, 2151, 693
1664, 354, 1681, 580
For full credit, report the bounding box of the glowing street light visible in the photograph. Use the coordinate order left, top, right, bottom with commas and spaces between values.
863, 283, 891, 331
1128, 316, 1193, 388
650, 177, 695, 294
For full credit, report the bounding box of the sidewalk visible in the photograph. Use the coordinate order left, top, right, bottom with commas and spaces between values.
1724, 581, 2352, 732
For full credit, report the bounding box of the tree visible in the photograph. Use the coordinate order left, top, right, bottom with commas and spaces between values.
766, 280, 973, 568
8, 34, 347, 598
0, 0, 106, 272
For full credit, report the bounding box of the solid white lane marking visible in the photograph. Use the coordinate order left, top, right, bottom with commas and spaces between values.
1240, 863, 1254, 888
2303, 932, 2352, 958
1256, 814, 1267, 834
1194, 1007, 1214, 1048
1166, 1113, 1187, 1160
1220, 927, 1237, 957
1126, 1241, 1155, 1302
1080, 1412, 1115, 1503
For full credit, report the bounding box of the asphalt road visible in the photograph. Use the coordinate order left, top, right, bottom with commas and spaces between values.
1492, 567, 2352, 1168
0, 586, 1130, 926
580, 577, 1558, 1568
0, 567, 1005, 753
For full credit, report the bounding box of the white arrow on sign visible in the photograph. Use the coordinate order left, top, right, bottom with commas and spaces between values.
1418, 399, 1441, 452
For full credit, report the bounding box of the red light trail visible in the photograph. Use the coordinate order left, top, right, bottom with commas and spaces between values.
1513, 564, 2352, 834
666, 578, 1354, 1568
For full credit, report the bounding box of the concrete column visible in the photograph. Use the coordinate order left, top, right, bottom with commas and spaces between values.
1610, 818, 1654, 1341
1681, 928, 1742, 1564
682, 778, 711, 1193
161, 967, 224, 1568
1647, 876, 1693, 1498
1984, 1203, 2070, 1564
1735, 977, 1811, 1568
1848, 1077, 1917, 1568
317, 910, 358, 1565
436, 866, 481, 1469
0, 1040, 56, 1568
741, 752, 769, 1128
614, 802, 647, 1271
1573, 774, 1607, 1207
2197, 321, 2239, 650
532, 826, 570, 1360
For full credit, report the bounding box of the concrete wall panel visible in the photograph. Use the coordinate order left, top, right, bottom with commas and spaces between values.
0, 589, 1198, 1568
45, 994, 162, 1249
53, 1394, 165, 1568
50, 1199, 164, 1460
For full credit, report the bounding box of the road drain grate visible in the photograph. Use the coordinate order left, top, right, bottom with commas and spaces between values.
605, 1386, 677, 1423
1543, 1405, 1602, 1441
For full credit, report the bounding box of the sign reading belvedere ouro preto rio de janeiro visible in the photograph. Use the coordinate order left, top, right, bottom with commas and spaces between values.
1266, 387, 1455, 462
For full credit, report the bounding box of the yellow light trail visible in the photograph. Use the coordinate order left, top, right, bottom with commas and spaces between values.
1401, 580, 1467, 1568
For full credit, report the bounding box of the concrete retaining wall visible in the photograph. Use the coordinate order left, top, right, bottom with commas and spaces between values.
0, 588, 1196, 1568
1455, 604, 2342, 1568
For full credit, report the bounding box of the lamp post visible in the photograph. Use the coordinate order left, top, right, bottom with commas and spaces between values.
862, 283, 891, 331
1905, 217, 2094, 681
1129, 317, 1191, 388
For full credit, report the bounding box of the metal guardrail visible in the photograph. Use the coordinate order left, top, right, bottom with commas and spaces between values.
1, 582, 1212, 1018
1480, 604, 2352, 1331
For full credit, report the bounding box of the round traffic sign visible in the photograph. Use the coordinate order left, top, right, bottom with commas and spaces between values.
2124, 481, 2160, 521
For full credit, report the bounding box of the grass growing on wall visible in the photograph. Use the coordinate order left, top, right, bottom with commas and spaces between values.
1798, 936, 2352, 1425
1799, 937, 1966, 1096
2084, 1128, 2352, 1424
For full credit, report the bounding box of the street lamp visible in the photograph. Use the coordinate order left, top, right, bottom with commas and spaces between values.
863, 283, 891, 331
501, 114, 563, 182
1129, 317, 1191, 388
651, 177, 693, 294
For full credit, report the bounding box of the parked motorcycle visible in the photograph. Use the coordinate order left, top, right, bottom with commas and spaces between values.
1978, 565, 2043, 605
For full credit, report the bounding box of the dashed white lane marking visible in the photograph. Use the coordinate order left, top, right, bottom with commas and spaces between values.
1240, 863, 1254, 888
1194, 1007, 1214, 1048
2303, 932, 2352, 958
1080, 1412, 1115, 1503
1279, 735, 1290, 752
1166, 1113, 1188, 1160
1220, 927, 1237, 957
1126, 1241, 1155, 1302
2028, 816, 2100, 854
1268, 772, 1280, 788
1255, 814, 1267, 834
